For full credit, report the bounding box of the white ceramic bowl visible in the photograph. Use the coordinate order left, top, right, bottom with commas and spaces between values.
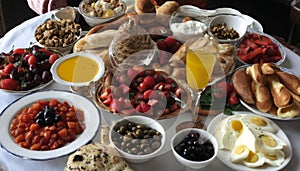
171, 128, 218, 169
78, 0, 126, 27
207, 14, 248, 44
109, 116, 166, 163
50, 52, 105, 87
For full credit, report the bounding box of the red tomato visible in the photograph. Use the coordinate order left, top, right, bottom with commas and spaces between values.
39, 48, 52, 56
13, 48, 25, 55
4, 63, 15, 74
28, 55, 37, 65
0, 78, 19, 90
212, 81, 232, 99
49, 54, 59, 64
227, 90, 239, 105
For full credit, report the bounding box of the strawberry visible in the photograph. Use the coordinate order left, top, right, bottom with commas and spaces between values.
109, 99, 120, 113
0, 78, 18, 90
121, 108, 136, 115
135, 104, 143, 113
137, 82, 148, 92
102, 94, 112, 106
140, 101, 151, 112
119, 84, 130, 94
148, 99, 159, 106
157, 39, 168, 51
100, 88, 111, 100
127, 68, 139, 79
143, 89, 153, 100
170, 41, 182, 54
143, 76, 155, 88
164, 36, 177, 50
227, 90, 239, 105
159, 51, 169, 65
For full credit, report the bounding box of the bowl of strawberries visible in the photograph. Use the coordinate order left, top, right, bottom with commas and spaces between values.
95, 64, 192, 121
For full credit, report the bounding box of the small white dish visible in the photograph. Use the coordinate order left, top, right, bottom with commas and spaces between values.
171, 128, 218, 169
207, 112, 292, 171
50, 52, 105, 87
208, 14, 248, 44
109, 116, 166, 163
0, 90, 100, 160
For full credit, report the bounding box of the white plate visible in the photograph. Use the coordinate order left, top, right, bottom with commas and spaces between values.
0, 90, 100, 160
235, 66, 300, 121
207, 112, 292, 171
0, 80, 53, 95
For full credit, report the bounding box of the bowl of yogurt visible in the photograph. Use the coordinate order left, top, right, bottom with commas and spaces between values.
169, 5, 208, 42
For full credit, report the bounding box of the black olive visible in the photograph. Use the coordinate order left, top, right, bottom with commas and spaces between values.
33, 74, 42, 85
25, 72, 33, 81
9, 68, 19, 80
54, 114, 61, 122
44, 110, 53, 118
35, 111, 44, 120
36, 118, 45, 127
42, 71, 52, 83
45, 117, 54, 126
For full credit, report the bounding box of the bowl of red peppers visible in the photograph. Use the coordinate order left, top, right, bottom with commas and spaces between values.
235, 28, 286, 65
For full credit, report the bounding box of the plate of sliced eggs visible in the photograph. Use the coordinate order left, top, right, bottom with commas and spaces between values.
207, 112, 292, 171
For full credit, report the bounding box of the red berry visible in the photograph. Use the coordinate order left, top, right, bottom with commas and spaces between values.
0, 78, 18, 90
28, 55, 37, 65
143, 76, 155, 88
49, 54, 59, 64
164, 36, 177, 50
143, 89, 153, 100
4, 63, 15, 74
157, 39, 168, 51
170, 41, 182, 54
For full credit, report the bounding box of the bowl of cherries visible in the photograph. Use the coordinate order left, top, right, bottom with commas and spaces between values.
0, 45, 60, 94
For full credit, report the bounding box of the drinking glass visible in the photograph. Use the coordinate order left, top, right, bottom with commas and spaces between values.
185, 35, 219, 121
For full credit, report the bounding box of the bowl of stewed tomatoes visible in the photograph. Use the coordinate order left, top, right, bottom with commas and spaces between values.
0, 90, 100, 160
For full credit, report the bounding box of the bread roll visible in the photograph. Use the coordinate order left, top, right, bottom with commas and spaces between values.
267, 74, 292, 107
246, 63, 266, 84
277, 99, 300, 118
251, 81, 273, 112
135, 0, 155, 13
73, 30, 116, 52
156, 1, 179, 16
276, 71, 300, 95
261, 62, 281, 75
232, 68, 255, 104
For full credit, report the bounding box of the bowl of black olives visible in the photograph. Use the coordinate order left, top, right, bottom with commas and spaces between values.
171, 128, 218, 169
109, 116, 165, 163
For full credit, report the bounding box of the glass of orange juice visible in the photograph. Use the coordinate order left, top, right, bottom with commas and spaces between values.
185, 35, 219, 120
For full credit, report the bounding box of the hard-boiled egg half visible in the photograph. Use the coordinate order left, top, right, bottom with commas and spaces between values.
215, 114, 287, 168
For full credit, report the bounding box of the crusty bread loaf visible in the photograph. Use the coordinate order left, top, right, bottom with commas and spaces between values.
251, 81, 273, 112
276, 71, 300, 95
232, 68, 255, 104
156, 1, 179, 15
267, 74, 292, 108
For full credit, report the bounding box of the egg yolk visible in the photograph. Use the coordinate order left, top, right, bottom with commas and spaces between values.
234, 145, 248, 154
231, 120, 243, 132
245, 151, 258, 163
251, 117, 267, 127
261, 135, 277, 147
264, 154, 277, 161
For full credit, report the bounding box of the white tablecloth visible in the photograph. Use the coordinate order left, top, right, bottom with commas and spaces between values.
0, 9, 300, 171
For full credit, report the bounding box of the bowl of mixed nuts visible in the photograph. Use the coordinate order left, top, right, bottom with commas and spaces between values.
34, 19, 82, 54
207, 15, 248, 44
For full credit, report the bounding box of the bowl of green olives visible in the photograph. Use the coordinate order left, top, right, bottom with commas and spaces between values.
109, 116, 165, 163
171, 128, 218, 169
